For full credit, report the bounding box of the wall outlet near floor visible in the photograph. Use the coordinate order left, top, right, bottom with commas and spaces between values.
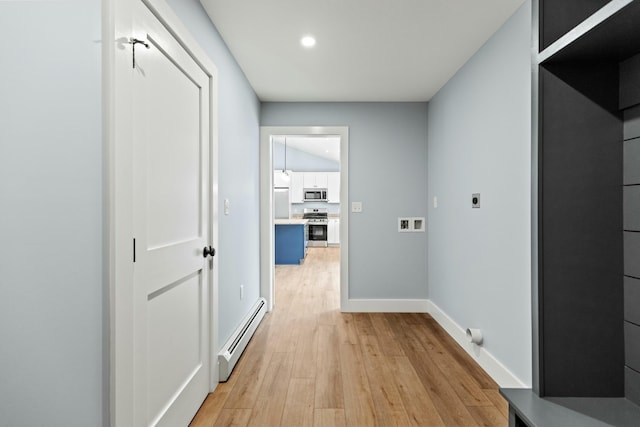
352, 201, 363, 213
240, 284, 244, 300
433, 196, 438, 208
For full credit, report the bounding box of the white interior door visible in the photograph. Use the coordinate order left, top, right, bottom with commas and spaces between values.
131, 2, 211, 426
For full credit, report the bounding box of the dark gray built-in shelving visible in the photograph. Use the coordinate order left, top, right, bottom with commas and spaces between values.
539, 0, 611, 50
503, 0, 640, 425
539, 59, 623, 397
501, 388, 640, 427
624, 98, 640, 405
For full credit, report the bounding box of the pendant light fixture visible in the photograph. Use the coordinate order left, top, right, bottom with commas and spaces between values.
281, 137, 290, 181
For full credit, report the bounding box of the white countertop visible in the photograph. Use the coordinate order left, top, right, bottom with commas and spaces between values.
274, 219, 309, 225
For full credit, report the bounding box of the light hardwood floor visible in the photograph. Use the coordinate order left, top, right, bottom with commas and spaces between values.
190, 247, 508, 427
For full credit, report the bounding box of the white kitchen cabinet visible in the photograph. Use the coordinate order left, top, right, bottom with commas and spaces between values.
328, 218, 340, 245
327, 172, 340, 203
290, 172, 304, 203
303, 172, 328, 188
273, 170, 291, 188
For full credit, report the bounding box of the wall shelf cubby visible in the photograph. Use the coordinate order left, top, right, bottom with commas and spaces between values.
503, 0, 640, 425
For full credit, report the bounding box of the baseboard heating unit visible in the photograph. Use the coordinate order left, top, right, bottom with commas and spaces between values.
218, 297, 267, 382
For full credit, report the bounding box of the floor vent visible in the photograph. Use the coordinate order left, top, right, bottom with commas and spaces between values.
218, 297, 266, 382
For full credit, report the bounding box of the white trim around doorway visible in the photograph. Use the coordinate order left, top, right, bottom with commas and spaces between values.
259, 126, 349, 312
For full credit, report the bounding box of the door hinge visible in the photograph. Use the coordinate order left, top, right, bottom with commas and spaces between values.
133, 238, 136, 263
129, 38, 150, 69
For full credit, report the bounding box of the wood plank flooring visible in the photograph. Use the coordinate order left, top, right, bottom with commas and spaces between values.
190, 247, 508, 427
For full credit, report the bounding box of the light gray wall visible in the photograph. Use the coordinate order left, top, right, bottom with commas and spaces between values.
262, 103, 428, 299
426, 1, 532, 385
0, 2, 105, 426
165, 0, 262, 347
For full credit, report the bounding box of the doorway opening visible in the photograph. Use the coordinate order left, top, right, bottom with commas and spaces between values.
259, 126, 349, 313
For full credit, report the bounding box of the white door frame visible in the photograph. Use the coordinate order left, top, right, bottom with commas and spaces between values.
259, 126, 349, 311
105, 0, 219, 425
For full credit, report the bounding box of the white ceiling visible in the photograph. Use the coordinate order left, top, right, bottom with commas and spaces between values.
274, 135, 340, 163
199, 0, 526, 102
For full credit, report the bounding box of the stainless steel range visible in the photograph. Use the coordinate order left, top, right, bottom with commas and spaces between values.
303, 208, 328, 247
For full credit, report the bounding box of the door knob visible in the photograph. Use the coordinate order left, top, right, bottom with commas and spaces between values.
203, 246, 216, 258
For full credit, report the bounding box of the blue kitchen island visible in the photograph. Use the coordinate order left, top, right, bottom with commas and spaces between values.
275, 219, 308, 265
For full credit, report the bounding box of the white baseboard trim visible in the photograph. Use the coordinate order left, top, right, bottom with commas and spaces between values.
426, 300, 527, 388
342, 298, 430, 313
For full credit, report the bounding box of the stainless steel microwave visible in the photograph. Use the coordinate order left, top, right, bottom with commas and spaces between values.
303, 188, 327, 201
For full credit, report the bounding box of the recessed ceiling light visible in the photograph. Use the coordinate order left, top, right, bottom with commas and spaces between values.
301, 36, 316, 48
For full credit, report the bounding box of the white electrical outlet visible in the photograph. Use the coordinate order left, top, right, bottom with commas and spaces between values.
240, 284, 244, 300
224, 198, 230, 215
352, 201, 363, 213
433, 196, 438, 208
